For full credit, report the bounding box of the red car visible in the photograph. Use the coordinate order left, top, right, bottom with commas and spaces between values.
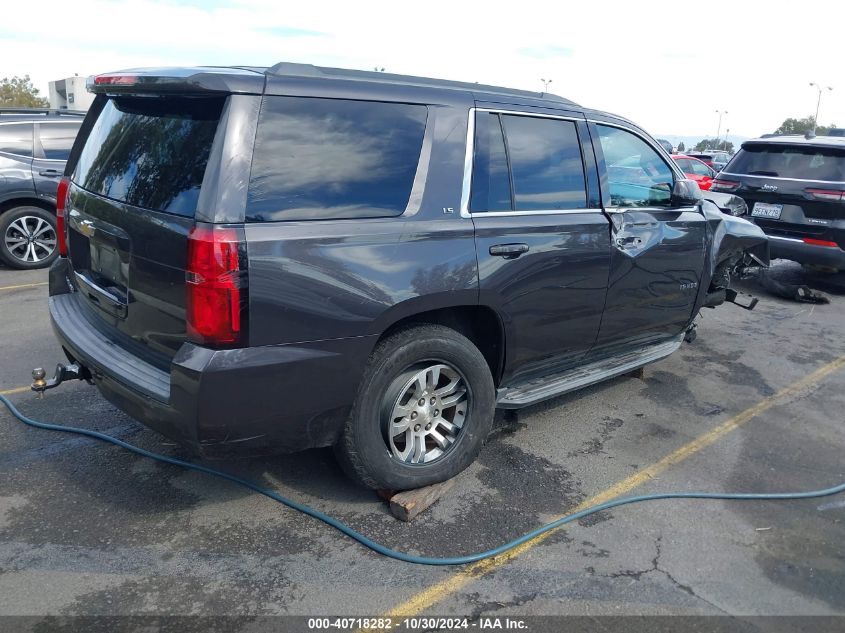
672, 154, 717, 190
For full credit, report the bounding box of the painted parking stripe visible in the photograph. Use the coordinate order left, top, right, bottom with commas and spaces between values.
0, 281, 48, 292
377, 355, 845, 620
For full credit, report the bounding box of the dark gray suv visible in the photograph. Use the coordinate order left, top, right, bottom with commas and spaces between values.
47, 65, 768, 490
0, 108, 83, 268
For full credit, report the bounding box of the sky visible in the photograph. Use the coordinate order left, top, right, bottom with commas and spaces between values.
1, 0, 842, 140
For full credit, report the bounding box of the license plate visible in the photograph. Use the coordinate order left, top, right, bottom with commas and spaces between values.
751, 202, 783, 219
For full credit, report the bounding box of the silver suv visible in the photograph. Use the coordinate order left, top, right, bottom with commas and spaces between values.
0, 108, 83, 269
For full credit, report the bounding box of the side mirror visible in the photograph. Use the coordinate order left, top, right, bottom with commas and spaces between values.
671, 179, 703, 206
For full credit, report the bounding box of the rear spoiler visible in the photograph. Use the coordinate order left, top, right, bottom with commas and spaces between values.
87, 67, 266, 95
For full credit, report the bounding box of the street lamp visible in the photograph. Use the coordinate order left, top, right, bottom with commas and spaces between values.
809, 82, 833, 134
541, 78, 552, 93
715, 110, 728, 147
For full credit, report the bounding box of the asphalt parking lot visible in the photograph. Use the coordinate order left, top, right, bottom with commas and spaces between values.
1, 261, 844, 625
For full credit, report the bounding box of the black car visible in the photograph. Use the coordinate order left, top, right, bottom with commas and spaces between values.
46, 64, 767, 490
0, 108, 84, 268
712, 135, 845, 271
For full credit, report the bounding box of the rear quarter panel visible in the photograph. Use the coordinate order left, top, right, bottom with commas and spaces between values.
245, 94, 478, 347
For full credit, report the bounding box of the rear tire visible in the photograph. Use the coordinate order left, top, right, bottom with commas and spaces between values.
335, 324, 496, 490
0, 206, 59, 270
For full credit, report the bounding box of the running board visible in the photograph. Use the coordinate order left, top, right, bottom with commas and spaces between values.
496, 337, 683, 409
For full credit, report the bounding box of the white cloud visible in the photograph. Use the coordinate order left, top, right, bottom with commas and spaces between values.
2, 0, 843, 137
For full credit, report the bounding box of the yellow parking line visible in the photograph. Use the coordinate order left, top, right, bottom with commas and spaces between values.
0, 385, 31, 396
380, 355, 845, 618
0, 281, 48, 292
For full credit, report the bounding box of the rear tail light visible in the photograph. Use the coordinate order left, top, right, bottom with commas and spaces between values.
805, 188, 845, 202
802, 238, 840, 248
93, 74, 139, 85
711, 179, 740, 192
55, 177, 70, 257
186, 224, 248, 346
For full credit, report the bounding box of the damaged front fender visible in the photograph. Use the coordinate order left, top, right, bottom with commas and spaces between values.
693, 199, 770, 313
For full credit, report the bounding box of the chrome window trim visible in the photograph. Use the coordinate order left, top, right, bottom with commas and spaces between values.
719, 171, 845, 185
459, 107, 600, 218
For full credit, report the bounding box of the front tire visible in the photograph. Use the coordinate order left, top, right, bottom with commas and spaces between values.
335, 324, 496, 490
0, 206, 59, 270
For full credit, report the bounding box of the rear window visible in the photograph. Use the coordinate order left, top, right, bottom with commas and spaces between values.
728, 144, 845, 181
38, 122, 80, 161
246, 97, 427, 222
0, 123, 33, 157
73, 97, 224, 216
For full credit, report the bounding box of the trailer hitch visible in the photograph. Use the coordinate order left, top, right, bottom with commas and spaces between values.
31, 363, 89, 398
724, 288, 758, 311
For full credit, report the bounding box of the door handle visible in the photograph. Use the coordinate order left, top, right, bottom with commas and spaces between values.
489, 243, 529, 259
615, 236, 643, 248
38, 169, 61, 177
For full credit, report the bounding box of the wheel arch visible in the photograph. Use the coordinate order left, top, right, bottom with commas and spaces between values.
0, 196, 56, 216
375, 302, 506, 387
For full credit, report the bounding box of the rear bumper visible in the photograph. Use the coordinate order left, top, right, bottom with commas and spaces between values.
48, 259, 374, 456
768, 235, 845, 269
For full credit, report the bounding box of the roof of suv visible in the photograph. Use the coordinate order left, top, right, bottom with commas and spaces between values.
742, 135, 845, 150
89, 63, 578, 106
0, 108, 86, 121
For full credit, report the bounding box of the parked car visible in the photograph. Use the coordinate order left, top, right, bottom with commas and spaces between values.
688, 151, 730, 172
656, 138, 674, 154
672, 154, 716, 190
46, 65, 768, 490
712, 135, 845, 271
0, 108, 84, 269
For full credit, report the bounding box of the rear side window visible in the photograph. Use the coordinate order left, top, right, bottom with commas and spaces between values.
247, 97, 428, 222
728, 144, 845, 181
73, 97, 224, 216
470, 112, 587, 212
38, 122, 80, 161
0, 123, 33, 157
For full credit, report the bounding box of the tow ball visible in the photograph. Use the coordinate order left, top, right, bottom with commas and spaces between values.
30, 363, 89, 398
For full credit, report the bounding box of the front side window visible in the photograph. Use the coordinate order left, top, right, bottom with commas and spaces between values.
39, 122, 81, 161
597, 125, 674, 207
0, 123, 33, 157
247, 97, 428, 222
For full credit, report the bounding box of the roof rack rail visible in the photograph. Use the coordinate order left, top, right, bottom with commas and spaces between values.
265, 62, 576, 105
0, 107, 87, 117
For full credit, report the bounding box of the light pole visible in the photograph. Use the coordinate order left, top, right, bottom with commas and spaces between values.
541, 78, 552, 94
723, 128, 730, 151
715, 110, 727, 148
809, 82, 833, 134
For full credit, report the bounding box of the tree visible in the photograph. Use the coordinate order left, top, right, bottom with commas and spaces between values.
694, 138, 734, 153
0, 75, 49, 108
677, 141, 685, 152
774, 115, 836, 136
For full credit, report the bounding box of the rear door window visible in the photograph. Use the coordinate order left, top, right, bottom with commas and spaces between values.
73, 97, 224, 216
470, 112, 587, 212
470, 112, 513, 212
0, 123, 33, 157
502, 115, 586, 211
38, 122, 81, 161
728, 145, 845, 181
247, 97, 428, 222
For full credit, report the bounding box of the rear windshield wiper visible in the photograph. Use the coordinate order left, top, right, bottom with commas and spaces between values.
747, 170, 779, 177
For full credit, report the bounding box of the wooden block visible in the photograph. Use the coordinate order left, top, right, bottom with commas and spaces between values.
388, 478, 456, 522
627, 366, 645, 380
